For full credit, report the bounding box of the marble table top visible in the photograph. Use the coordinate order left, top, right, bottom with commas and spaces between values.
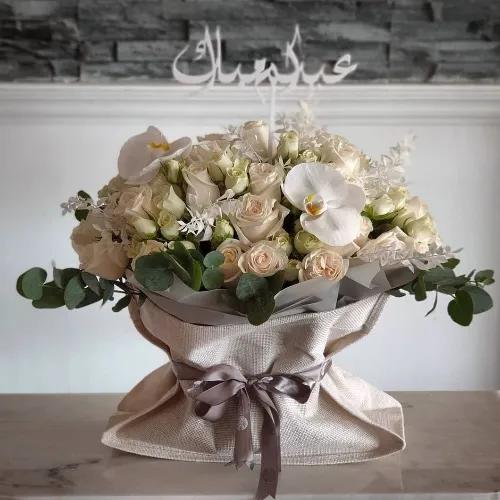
0, 392, 499, 499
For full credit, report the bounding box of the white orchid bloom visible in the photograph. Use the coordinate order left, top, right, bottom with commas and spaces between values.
282, 162, 366, 246
118, 126, 191, 185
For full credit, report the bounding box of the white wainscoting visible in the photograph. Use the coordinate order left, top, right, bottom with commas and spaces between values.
1, 84, 499, 393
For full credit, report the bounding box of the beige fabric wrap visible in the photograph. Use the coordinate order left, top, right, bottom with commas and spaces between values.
102, 293, 405, 465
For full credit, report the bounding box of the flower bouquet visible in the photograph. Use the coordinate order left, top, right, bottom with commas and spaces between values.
17, 108, 494, 499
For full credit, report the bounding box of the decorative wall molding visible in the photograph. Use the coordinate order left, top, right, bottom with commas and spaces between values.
2, 84, 500, 125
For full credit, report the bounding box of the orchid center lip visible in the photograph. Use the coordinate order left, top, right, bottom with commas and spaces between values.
304, 193, 327, 217
148, 141, 170, 153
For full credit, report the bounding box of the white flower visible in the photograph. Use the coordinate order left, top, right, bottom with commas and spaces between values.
157, 210, 180, 240
239, 120, 271, 160
354, 215, 373, 247
282, 162, 366, 247
217, 238, 247, 286
393, 196, 429, 228
277, 130, 299, 161
71, 218, 128, 280
248, 162, 284, 201
161, 186, 185, 219
356, 227, 412, 267
230, 193, 289, 244
131, 216, 157, 240
299, 247, 348, 282
320, 135, 364, 179
118, 126, 191, 185
225, 162, 249, 195
284, 259, 300, 282
238, 240, 288, 278
182, 164, 220, 213
406, 214, 438, 253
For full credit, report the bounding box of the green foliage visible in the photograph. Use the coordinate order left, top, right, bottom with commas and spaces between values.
392, 258, 494, 327
236, 273, 276, 325
17, 266, 140, 312
135, 253, 173, 291
203, 251, 224, 268
18, 267, 47, 300
202, 267, 224, 290
75, 190, 91, 222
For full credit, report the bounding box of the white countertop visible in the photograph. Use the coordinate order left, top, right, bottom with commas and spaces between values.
1, 392, 499, 499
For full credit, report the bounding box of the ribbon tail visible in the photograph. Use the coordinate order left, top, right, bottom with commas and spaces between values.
234, 389, 253, 469
255, 400, 280, 500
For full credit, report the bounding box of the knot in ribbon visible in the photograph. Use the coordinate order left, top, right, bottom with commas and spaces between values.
173, 360, 327, 500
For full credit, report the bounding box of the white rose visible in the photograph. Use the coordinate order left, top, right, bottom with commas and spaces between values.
183, 164, 220, 212
238, 240, 288, 278
320, 135, 363, 179
127, 239, 165, 270
230, 193, 289, 244
71, 219, 128, 280
240, 120, 271, 160
277, 130, 299, 161
406, 214, 437, 253
225, 159, 249, 195
299, 248, 348, 282
157, 210, 180, 240
161, 185, 185, 219
354, 215, 373, 247
273, 230, 293, 256
284, 259, 300, 282
131, 216, 157, 240
248, 162, 284, 201
393, 196, 429, 228
217, 238, 246, 286
370, 194, 396, 218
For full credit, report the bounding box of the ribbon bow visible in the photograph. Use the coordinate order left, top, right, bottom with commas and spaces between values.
173, 360, 327, 500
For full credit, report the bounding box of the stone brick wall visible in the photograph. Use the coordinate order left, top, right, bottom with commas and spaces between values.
1, 0, 499, 83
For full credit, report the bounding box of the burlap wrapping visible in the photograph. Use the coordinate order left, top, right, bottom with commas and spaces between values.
102, 292, 405, 465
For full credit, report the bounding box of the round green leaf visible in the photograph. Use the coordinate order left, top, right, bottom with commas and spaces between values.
447, 290, 473, 327
21, 267, 47, 300
246, 294, 276, 326
112, 295, 132, 312
462, 285, 493, 314
202, 268, 224, 290
475, 269, 494, 283
64, 275, 86, 309
32, 284, 65, 309
236, 273, 269, 302
203, 251, 224, 268
135, 253, 173, 292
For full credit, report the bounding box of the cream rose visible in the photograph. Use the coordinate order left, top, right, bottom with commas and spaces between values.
71, 219, 128, 280
183, 164, 220, 212
217, 239, 246, 286
238, 241, 288, 278
248, 162, 284, 201
299, 248, 348, 282
230, 193, 289, 244
115, 185, 154, 220
354, 215, 373, 247
240, 120, 271, 160
320, 135, 363, 179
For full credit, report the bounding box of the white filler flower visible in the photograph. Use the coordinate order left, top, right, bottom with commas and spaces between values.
282, 162, 365, 246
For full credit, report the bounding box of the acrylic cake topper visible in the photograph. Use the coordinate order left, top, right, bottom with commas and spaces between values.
172, 25, 357, 91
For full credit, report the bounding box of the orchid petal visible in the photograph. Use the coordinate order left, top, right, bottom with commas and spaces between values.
282, 163, 347, 210
301, 206, 362, 247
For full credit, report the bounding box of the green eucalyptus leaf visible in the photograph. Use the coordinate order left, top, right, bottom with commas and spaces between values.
112, 295, 132, 312
415, 274, 427, 302
388, 288, 406, 297
75, 209, 89, 221
135, 253, 173, 292
53, 267, 80, 289
267, 271, 285, 296
32, 283, 65, 309
190, 259, 203, 291
447, 290, 474, 326
77, 190, 91, 200
98, 278, 115, 304
462, 285, 493, 314
203, 251, 224, 268
423, 266, 455, 285
189, 248, 205, 266
202, 267, 224, 290
76, 288, 102, 308
81, 272, 101, 295
475, 269, 494, 283
246, 295, 275, 326
442, 258, 460, 269
64, 275, 86, 309
163, 253, 191, 286
236, 273, 270, 302
425, 291, 439, 316
21, 267, 48, 300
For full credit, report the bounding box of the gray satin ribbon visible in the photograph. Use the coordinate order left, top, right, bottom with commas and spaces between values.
173, 359, 330, 500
